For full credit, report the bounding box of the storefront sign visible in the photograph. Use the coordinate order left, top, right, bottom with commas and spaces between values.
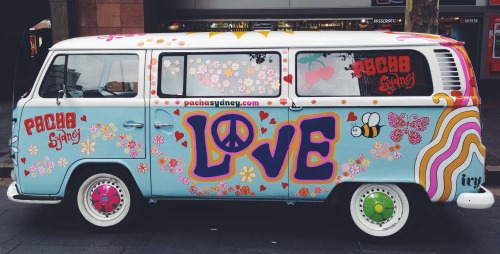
490, 0, 500, 5
373, 18, 402, 24
253, 22, 273, 31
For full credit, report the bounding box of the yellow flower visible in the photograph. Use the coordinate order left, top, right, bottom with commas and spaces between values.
247, 67, 255, 75
239, 165, 256, 183
224, 68, 234, 77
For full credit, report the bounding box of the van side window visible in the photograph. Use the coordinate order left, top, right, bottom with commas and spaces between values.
159, 52, 281, 98
39, 54, 139, 98
296, 50, 433, 97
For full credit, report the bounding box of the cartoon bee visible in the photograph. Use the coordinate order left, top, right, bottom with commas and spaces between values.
351, 112, 382, 138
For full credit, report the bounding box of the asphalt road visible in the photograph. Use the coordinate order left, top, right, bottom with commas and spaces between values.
1, 179, 499, 254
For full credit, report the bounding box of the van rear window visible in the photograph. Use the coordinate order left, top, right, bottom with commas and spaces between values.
296, 50, 433, 97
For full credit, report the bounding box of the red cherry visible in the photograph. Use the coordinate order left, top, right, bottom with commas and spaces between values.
318, 66, 334, 80
305, 71, 320, 85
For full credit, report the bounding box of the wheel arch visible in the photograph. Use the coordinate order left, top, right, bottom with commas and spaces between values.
326, 181, 431, 207
63, 161, 146, 201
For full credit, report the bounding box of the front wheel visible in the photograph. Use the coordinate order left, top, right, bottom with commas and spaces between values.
76, 172, 136, 228
347, 183, 415, 240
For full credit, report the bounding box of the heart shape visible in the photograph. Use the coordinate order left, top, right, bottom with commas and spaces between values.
259, 110, 269, 121
261, 127, 267, 134
80, 115, 87, 122
21, 157, 26, 164
283, 74, 293, 84
269, 118, 276, 125
347, 112, 358, 122
175, 131, 184, 142
260, 185, 267, 191
174, 109, 180, 115
282, 182, 288, 189
175, 100, 180, 105
181, 141, 188, 147
24, 170, 30, 176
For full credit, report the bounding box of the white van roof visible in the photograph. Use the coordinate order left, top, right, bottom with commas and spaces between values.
51, 31, 460, 50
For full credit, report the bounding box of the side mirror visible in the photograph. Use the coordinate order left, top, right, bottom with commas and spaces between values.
56, 84, 66, 106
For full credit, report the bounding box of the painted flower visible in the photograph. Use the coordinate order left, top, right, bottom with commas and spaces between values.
211, 186, 219, 193
189, 186, 197, 194
239, 165, 256, 183
395, 144, 401, 150
48, 161, 55, 169
374, 142, 382, 149
240, 186, 251, 195
247, 67, 255, 75
362, 158, 371, 167
350, 164, 360, 174
130, 150, 139, 158
224, 68, 234, 78
151, 147, 159, 155
222, 80, 230, 88
188, 67, 196, 75
154, 134, 164, 146
80, 139, 96, 156
137, 163, 148, 173
128, 140, 137, 149
157, 157, 166, 166
211, 74, 220, 83
314, 186, 322, 194
90, 125, 97, 133
28, 145, 38, 155
393, 151, 402, 159
58, 157, 67, 167
169, 158, 178, 167
270, 79, 280, 90
101, 125, 109, 134
244, 77, 254, 87
299, 187, 309, 197
197, 64, 208, 74
119, 134, 126, 140
218, 181, 227, 191
258, 71, 266, 80
163, 60, 171, 68
379, 148, 389, 158
231, 63, 240, 71
341, 163, 349, 171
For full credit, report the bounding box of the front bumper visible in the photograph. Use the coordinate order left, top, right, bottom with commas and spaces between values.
457, 185, 495, 209
7, 181, 62, 204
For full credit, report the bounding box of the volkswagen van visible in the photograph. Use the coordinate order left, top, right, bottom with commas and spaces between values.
7, 31, 494, 239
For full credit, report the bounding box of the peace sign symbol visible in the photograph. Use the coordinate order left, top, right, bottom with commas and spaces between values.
211, 114, 254, 153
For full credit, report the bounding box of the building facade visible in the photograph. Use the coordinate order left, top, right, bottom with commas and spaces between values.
46, 0, 500, 80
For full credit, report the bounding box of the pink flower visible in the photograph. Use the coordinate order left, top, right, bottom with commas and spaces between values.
128, 140, 137, 149
379, 148, 389, 158
130, 150, 138, 158
153, 134, 164, 146
314, 186, 322, 194
137, 163, 148, 173
119, 134, 126, 140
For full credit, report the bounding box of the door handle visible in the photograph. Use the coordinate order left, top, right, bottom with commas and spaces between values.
289, 106, 303, 111
123, 122, 144, 128
154, 123, 173, 128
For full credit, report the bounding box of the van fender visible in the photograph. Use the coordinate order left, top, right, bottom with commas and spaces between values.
57, 159, 151, 198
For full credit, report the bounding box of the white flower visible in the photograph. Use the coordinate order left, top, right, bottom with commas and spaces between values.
58, 157, 68, 167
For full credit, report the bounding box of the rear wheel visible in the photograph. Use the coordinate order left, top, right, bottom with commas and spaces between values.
76, 172, 138, 228
346, 183, 414, 240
